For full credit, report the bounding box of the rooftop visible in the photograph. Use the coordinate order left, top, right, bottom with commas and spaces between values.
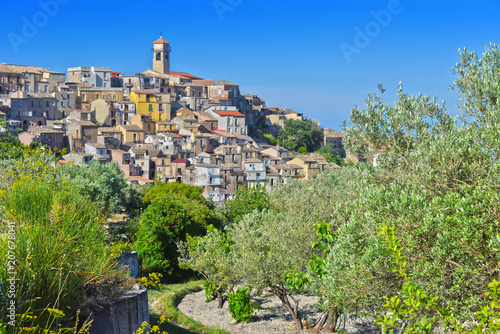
153, 37, 170, 44
212, 110, 245, 117
0, 63, 63, 74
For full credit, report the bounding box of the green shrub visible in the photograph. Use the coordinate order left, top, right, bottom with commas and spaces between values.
204, 280, 218, 303
228, 287, 255, 323
137, 182, 220, 279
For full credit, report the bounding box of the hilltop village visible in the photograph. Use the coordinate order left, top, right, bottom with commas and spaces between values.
0, 36, 345, 202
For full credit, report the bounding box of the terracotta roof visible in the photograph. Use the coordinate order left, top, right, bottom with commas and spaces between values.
28, 127, 64, 134
169, 71, 203, 80
111, 149, 130, 154
171, 158, 188, 163
276, 164, 302, 170
195, 164, 219, 168
299, 153, 327, 162
324, 128, 344, 138
0, 63, 63, 74
213, 97, 231, 101
192, 79, 216, 86
212, 129, 236, 137
85, 142, 107, 149
128, 175, 155, 184
99, 127, 122, 133
92, 154, 107, 160
130, 148, 147, 154
153, 37, 170, 44
148, 149, 162, 157
69, 120, 97, 127
120, 125, 143, 131
212, 80, 237, 86
212, 110, 245, 117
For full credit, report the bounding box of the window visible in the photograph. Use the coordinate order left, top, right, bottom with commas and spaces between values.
149, 104, 153, 112
18, 101, 21, 107
146, 95, 150, 102
156, 52, 161, 60
61, 102, 64, 107
96, 94, 100, 99
31, 101, 34, 107
67, 102, 70, 107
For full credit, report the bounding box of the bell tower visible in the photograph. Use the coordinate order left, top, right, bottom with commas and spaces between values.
152, 35, 171, 74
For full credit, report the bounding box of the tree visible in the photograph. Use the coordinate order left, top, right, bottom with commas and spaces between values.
220, 183, 272, 225
315, 143, 343, 165
64, 160, 143, 215
229, 209, 318, 329
311, 45, 500, 329
178, 226, 236, 308
277, 119, 323, 152
136, 182, 220, 278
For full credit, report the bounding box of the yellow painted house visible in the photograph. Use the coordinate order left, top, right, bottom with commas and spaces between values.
129, 91, 169, 121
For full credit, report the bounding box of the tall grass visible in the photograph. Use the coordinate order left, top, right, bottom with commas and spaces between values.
0, 175, 131, 331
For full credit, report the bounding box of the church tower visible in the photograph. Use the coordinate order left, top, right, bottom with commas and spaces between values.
152, 35, 171, 74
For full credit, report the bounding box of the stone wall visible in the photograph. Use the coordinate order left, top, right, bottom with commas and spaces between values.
88, 284, 149, 334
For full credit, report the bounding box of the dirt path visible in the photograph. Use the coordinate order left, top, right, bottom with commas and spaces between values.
177, 289, 380, 334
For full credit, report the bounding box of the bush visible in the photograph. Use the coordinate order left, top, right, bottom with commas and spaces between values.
228, 287, 255, 323
137, 182, 220, 279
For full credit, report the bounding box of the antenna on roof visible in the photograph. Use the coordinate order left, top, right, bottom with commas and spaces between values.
160, 31, 162, 37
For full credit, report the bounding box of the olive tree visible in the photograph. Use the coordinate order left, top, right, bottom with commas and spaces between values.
178, 227, 236, 308
229, 209, 319, 330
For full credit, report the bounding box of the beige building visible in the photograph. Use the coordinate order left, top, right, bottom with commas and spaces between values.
117, 124, 145, 143
0, 63, 65, 94
323, 128, 345, 158
91, 99, 120, 126
77, 87, 124, 109
130, 114, 155, 136
19, 126, 65, 151
287, 153, 337, 180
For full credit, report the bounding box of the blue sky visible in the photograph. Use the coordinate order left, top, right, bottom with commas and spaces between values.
1, 0, 500, 129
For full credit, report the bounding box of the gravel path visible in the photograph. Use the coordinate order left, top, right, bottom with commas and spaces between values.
177, 289, 380, 334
